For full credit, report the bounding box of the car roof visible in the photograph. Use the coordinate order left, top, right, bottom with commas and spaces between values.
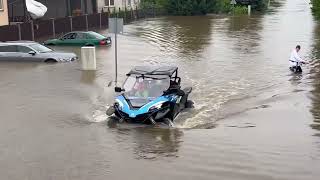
68, 31, 96, 34
127, 66, 178, 77
0, 41, 38, 46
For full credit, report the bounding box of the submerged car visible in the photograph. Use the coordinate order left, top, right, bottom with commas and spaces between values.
106, 66, 193, 126
0, 41, 77, 63
44, 31, 111, 46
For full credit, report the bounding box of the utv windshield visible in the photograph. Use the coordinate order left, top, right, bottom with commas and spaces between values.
123, 75, 170, 100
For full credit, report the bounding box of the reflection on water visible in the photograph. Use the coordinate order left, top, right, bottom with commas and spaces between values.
288, 73, 304, 85
129, 16, 212, 60
131, 128, 183, 160
107, 118, 183, 160
1, 0, 320, 179
81, 70, 97, 84
227, 15, 263, 54
310, 22, 320, 131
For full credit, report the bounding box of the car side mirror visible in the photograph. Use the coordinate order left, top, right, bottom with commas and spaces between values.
28, 51, 36, 55
115, 87, 124, 93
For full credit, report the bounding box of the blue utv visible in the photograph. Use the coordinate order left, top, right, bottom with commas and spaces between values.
106, 66, 193, 126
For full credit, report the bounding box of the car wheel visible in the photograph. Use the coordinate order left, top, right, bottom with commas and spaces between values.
85, 44, 94, 47
45, 59, 57, 63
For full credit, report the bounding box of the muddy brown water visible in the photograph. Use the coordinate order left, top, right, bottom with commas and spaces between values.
1, 0, 320, 179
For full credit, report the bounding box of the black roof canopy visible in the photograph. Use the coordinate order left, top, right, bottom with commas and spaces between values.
127, 66, 178, 77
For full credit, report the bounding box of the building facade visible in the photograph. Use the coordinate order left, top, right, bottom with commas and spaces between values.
97, 0, 140, 12
0, 0, 9, 26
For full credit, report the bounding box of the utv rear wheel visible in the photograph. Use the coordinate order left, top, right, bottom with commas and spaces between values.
185, 100, 194, 108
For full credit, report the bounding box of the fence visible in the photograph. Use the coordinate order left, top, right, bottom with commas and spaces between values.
0, 8, 165, 42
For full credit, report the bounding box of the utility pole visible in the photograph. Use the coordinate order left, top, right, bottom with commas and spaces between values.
108, 15, 124, 86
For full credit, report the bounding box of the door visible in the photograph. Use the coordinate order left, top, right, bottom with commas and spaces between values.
76, 33, 89, 46
59, 33, 78, 45
0, 45, 18, 61
0, 46, 7, 61
16, 45, 41, 62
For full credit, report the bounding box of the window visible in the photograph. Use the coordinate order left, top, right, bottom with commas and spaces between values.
29, 44, 52, 53
105, 0, 114, 6
62, 33, 77, 40
0, 45, 17, 52
17, 46, 32, 53
0, 0, 3, 11
87, 32, 105, 39
77, 33, 87, 39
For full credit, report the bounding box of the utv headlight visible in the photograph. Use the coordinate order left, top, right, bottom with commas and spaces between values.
148, 101, 165, 111
115, 99, 124, 110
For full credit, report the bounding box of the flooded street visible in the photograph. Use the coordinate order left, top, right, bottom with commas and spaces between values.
1, 0, 320, 179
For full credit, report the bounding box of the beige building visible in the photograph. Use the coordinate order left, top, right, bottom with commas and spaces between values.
0, 0, 9, 26
98, 0, 140, 12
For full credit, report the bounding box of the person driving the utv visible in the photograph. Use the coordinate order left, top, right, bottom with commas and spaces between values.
134, 78, 149, 98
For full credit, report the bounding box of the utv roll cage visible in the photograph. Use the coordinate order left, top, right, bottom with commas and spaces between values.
126, 66, 181, 85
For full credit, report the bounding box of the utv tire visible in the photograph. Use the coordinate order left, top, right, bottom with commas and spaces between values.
185, 100, 194, 108
163, 118, 175, 127
106, 106, 115, 116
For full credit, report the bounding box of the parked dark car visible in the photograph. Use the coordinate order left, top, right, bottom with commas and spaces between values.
0, 41, 78, 63
44, 31, 112, 46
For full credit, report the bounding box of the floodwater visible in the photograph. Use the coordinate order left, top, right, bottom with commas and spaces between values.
1, 0, 320, 179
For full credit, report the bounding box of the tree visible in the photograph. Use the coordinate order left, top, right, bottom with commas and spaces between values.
312, 0, 320, 18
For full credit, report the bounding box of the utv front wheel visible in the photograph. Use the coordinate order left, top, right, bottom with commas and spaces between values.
106, 106, 115, 116
163, 118, 175, 127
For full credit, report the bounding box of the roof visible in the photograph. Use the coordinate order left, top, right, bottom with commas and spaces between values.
68, 31, 97, 34
127, 66, 178, 76
0, 41, 37, 46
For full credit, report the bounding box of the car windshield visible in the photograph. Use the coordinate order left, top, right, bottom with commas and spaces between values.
123, 75, 170, 100
30, 44, 52, 53
89, 32, 105, 39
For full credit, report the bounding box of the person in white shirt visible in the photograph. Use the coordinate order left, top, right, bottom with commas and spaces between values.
289, 45, 306, 72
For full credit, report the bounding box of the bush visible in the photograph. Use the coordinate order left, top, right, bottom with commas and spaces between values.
140, 0, 268, 16
166, 0, 211, 15
233, 6, 248, 14
311, 0, 320, 18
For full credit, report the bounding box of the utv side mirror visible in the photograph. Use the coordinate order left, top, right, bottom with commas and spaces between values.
115, 87, 124, 93
28, 51, 36, 55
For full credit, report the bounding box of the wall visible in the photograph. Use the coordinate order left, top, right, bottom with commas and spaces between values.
0, 0, 9, 26
8, 0, 96, 21
7, 0, 68, 20
39, 0, 68, 18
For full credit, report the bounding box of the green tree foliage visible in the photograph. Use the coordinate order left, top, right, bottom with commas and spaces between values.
165, 0, 212, 15
311, 0, 320, 18
140, 0, 268, 15
251, 0, 268, 11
